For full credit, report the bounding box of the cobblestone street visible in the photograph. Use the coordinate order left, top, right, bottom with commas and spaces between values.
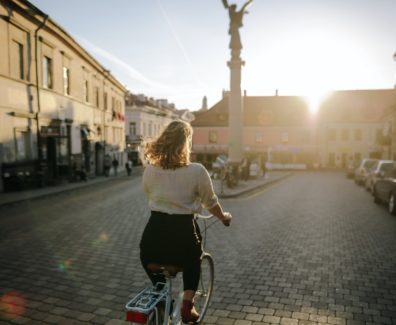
1, 172, 396, 324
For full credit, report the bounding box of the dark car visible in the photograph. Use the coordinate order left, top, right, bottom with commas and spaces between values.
373, 166, 396, 215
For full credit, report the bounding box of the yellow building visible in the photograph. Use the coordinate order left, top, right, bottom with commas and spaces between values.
0, 0, 127, 191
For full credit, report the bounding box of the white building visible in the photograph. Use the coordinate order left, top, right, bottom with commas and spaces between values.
124, 93, 194, 164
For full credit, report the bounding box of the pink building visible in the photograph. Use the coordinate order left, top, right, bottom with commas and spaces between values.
192, 93, 319, 168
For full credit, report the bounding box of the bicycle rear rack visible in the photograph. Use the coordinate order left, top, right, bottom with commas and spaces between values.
125, 284, 168, 323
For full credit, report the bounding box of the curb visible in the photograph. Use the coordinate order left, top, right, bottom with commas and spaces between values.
218, 173, 292, 198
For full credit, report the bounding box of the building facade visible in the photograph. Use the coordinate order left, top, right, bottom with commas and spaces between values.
0, 0, 127, 191
317, 89, 396, 167
192, 93, 319, 169
192, 89, 396, 169
124, 93, 194, 164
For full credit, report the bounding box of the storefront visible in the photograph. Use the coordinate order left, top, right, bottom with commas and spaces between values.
40, 121, 71, 184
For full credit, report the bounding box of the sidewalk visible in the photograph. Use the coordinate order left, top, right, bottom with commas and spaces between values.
0, 168, 291, 208
0, 167, 143, 208
213, 170, 292, 198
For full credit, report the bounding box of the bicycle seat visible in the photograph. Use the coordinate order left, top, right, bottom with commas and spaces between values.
147, 263, 183, 277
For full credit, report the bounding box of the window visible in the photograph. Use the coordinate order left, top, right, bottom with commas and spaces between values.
42, 56, 53, 88
328, 153, 335, 166
10, 25, 27, 81
95, 87, 99, 107
104, 126, 109, 141
104, 92, 108, 110
129, 122, 136, 136
15, 129, 31, 160
14, 41, 25, 80
84, 79, 89, 102
354, 129, 362, 141
209, 131, 217, 143
63, 66, 70, 95
112, 127, 116, 144
255, 132, 262, 143
341, 129, 349, 141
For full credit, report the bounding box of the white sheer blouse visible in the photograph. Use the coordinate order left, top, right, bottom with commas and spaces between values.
143, 163, 219, 215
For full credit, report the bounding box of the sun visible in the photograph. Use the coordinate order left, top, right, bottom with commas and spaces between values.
304, 90, 330, 114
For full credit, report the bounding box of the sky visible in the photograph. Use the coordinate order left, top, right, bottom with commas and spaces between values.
30, 0, 396, 111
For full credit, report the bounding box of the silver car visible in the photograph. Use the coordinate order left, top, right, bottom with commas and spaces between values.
365, 160, 395, 192
354, 158, 379, 186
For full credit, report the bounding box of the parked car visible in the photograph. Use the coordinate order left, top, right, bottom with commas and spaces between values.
365, 160, 395, 192
354, 158, 379, 186
211, 155, 227, 178
373, 166, 396, 215
249, 160, 261, 178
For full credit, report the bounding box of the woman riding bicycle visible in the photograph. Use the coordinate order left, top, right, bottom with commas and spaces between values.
140, 120, 232, 324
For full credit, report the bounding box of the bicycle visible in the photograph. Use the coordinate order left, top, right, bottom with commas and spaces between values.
125, 213, 218, 325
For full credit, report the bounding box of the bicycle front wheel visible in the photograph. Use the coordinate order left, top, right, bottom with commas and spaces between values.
195, 253, 214, 323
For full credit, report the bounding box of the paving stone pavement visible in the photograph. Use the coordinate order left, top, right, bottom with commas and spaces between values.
1, 172, 396, 324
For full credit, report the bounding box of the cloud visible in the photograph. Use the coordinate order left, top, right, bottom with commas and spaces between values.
75, 35, 172, 91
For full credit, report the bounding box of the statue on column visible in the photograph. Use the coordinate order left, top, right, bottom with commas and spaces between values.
222, 0, 253, 58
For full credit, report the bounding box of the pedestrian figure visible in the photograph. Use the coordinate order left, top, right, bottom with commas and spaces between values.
261, 158, 267, 178
125, 159, 133, 176
241, 157, 249, 181
112, 156, 119, 176
104, 154, 111, 177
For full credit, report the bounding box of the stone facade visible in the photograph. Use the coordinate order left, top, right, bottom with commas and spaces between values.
0, 0, 127, 191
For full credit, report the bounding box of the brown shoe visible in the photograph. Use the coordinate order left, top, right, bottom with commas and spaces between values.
181, 300, 199, 324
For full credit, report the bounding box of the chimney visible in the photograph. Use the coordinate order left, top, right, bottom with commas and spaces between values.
202, 96, 208, 110
244, 89, 247, 97
275, 89, 278, 96
222, 89, 230, 98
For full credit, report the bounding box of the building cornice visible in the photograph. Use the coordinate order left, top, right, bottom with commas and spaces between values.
2, 0, 127, 93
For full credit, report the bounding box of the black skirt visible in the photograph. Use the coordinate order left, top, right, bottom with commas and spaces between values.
140, 211, 203, 267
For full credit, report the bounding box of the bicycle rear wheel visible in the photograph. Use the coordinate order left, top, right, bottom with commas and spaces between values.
195, 253, 214, 323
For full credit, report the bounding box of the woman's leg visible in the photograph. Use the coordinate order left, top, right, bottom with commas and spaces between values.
181, 257, 201, 322
140, 256, 166, 289
182, 256, 201, 300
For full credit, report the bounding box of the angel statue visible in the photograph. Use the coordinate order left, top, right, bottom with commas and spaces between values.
222, 0, 253, 54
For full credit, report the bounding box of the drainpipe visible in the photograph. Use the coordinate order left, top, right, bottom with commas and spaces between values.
34, 14, 49, 162
34, 14, 48, 186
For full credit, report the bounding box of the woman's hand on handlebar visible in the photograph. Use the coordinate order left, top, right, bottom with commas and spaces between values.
221, 212, 232, 227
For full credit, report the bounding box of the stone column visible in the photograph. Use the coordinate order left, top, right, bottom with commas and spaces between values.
227, 57, 244, 164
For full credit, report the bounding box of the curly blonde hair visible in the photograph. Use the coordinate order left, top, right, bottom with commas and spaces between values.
144, 120, 193, 169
